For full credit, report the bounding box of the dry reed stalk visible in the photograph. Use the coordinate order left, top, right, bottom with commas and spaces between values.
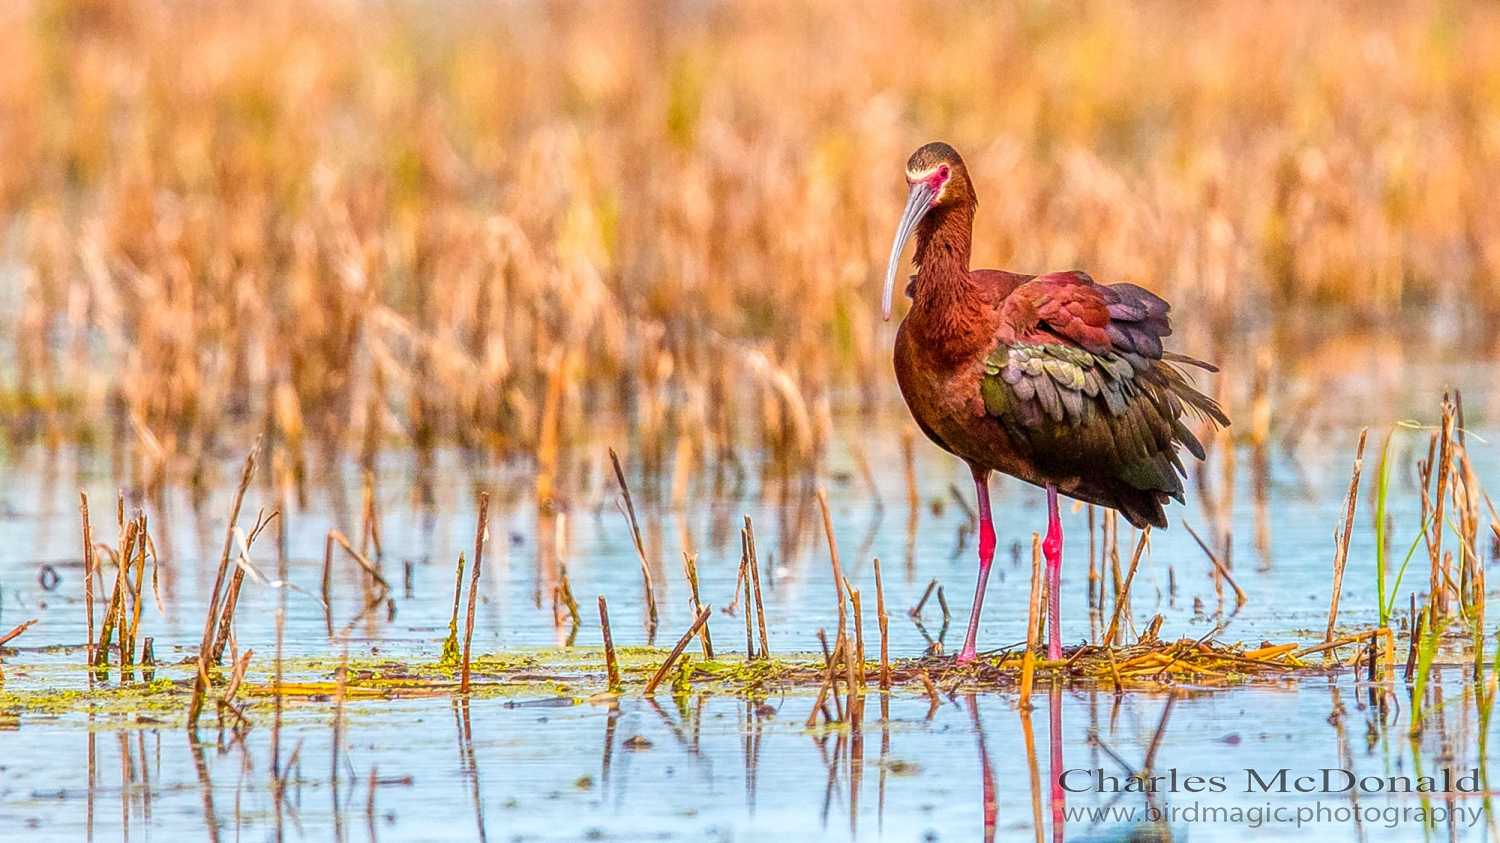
849, 587, 866, 688
1429, 397, 1454, 619
609, 449, 658, 636
554, 564, 581, 628
842, 628, 859, 729
1182, 520, 1248, 607
190, 441, 259, 727
321, 531, 335, 632
1325, 428, 1367, 643
1398, 600, 1422, 678
94, 519, 137, 667
1087, 505, 1099, 611
1102, 529, 1150, 647
815, 487, 847, 638
460, 492, 488, 694
1295, 629, 1387, 659
220, 648, 253, 709
0, 619, 37, 647
644, 605, 712, 696
442, 552, 467, 665
1109, 524, 1127, 628
874, 558, 890, 691
1021, 533, 1043, 710
740, 541, 756, 659
123, 514, 149, 667
682, 552, 713, 659
79, 493, 94, 663
745, 516, 769, 657
599, 596, 621, 692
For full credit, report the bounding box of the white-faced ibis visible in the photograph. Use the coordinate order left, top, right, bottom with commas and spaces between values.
882, 142, 1229, 663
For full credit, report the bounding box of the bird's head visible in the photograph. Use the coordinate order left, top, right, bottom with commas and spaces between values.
882, 142, 973, 320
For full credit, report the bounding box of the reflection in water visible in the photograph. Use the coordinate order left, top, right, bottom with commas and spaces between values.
2, 682, 1496, 839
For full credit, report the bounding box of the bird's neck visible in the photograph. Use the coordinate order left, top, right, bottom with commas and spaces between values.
907, 203, 993, 365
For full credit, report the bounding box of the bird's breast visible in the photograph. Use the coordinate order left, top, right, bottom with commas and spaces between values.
893, 323, 1029, 479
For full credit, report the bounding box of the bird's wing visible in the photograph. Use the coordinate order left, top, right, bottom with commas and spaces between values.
979, 271, 1228, 501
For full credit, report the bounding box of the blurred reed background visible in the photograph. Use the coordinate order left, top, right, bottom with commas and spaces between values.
3, 0, 1499, 502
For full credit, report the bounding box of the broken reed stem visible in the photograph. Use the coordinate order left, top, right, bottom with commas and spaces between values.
874, 558, 890, 691
80, 493, 95, 664
1102, 528, 1150, 648
0, 618, 38, 647
610, 448, 658, 635
329, 529, 392, 597
806, 631, 842, 728
1021, 532, 1043, 710
1326, 428, 1367, 643
817, 628, 845, 722
815, 486, 847, 639
598, 596, 622, 692
644, 605, 712, 696
221, 648, 253, 709
460, 492, 488, 694
746, 516, 769, 658
682, 552, 713, 659
442, 552, 467, 665
909, 579, 937, 619
190, 440, 260, 727
1181, 520, 1248, 607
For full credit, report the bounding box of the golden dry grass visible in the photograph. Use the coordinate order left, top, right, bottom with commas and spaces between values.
3, 0, 1499, 468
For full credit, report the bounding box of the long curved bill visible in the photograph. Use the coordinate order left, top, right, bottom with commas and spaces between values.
882, 181, 937, 320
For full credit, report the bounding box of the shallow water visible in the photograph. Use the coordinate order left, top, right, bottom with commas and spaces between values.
3, 336, 1500, 840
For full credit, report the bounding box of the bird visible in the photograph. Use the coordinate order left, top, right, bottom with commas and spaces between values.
880, 142, 1229, 664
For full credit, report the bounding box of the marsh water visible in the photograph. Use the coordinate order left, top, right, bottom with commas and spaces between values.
4, 330, 1500, 841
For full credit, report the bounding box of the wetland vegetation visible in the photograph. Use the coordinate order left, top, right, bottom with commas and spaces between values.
5, 1, 1500, 839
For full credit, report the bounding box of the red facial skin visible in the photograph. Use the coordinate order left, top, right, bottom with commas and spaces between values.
910, 163, 950, 202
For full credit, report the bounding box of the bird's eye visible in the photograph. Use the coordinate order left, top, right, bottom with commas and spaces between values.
937, 164, 950, 181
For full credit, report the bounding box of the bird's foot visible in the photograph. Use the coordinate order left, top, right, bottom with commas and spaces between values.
955, 646, 978, 666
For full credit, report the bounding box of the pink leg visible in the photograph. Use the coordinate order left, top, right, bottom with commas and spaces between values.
957, 468, 996, 665
1043, 484, 1063, 660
